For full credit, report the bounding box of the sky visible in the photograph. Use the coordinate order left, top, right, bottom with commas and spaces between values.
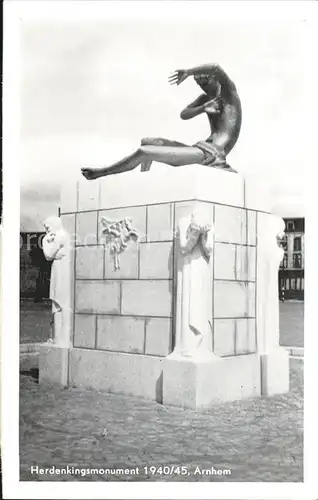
19, 4, 307, 230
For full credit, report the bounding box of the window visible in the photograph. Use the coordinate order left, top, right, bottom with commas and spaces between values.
294, 237, 301, 251
281, 253, 288, 268
287, 221, 295, 231
293, 254, 302, 268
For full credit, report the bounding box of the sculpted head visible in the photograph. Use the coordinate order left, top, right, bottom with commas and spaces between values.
194, 72, 219, 96
44, 216, 63, 234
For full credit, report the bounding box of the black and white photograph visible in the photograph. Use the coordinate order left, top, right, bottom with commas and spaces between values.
2, 1, 317, 499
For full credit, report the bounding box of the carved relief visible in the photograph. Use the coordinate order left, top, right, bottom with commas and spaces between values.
100, 217, 142, 270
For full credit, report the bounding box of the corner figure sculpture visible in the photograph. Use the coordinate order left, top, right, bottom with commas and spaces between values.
42, 216, 72, 346
173, 206, 215, 359
81, 63, 242, 180
264, 217, 285, 352
100, 217, 141, 270
257, 214, 285, 354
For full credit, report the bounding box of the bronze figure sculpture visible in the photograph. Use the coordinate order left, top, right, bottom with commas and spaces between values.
81, 64, 242, 180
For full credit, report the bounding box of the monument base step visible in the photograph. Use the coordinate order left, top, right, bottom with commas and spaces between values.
162, 353, 262, 409
38, 346, 290, 406
39, 344, 69, 387
260, 347, 290, 396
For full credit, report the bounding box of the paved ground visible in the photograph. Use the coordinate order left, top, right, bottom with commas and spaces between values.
19, 359, 303, 482
279, 301, 304, 348
19, 300, 304, 482
20, 300, 51, 344
20, 300, 304, 347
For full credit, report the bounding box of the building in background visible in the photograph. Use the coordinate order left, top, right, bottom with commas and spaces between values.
271, 197, 304, 301
20, 232, 52, 300
20, 205, 59, 300
279, 217, 304, 300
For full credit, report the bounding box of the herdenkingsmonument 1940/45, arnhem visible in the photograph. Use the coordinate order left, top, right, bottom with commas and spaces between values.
39, 63, 289, 409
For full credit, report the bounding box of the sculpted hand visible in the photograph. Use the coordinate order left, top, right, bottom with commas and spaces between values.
168, 69, 189, 86
46, 232, 56, 243
203, 96, 223, 113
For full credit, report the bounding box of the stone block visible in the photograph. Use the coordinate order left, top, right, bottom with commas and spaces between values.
214, 243, 256, 282
75, 280, 120, 314
70, 349, 164, 401
74, 314, 96, 349
196, 167, 245, 207
247, 210, 257, 246
175, 200, 214, 229
139, 242, 173, 280
96, 168, 272, 214
60, 214, 76, 245
104, 240, 139, 279
77, 179, 101, 211
60, 182, 78, 214
214, 281, 255, 318
75, 246, 104, 279
97, 315, 145, 354
261, 347, 290, 396
39, 345, 69, 387
162, 353, 261, 409
145, 318, 172, 357
98, 165, 244, 209
235, 318, 256, 355
98, 206, 146, 244
147, 203, 174, 242
235, 245, 256, 282
213, 319, 235, 357
121, 280, 172, 317
214, 243, 236, 280
214, 205, 247, 245
76, 211, 98, 246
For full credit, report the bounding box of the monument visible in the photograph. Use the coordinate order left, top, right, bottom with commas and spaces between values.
39, 63, 289, 407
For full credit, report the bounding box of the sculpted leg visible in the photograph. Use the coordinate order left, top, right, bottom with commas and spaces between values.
141, 137, 188, 147
81, 149, 144, 180
140, 145, 204, 167
81, 145, 205, 180
140, 138, 188, 170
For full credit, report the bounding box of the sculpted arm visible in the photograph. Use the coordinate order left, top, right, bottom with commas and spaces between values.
180, 94, 208, 120
187, 64, 236, 88
180, 93, 222, 120
186, 63, 221, 76
169, 64, 236, 92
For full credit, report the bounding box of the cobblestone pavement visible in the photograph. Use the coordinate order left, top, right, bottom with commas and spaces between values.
20, 359, 303, 482
279, 301, 304, 347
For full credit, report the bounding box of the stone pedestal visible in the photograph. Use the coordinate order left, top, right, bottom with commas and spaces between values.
38, 163, 289, 406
